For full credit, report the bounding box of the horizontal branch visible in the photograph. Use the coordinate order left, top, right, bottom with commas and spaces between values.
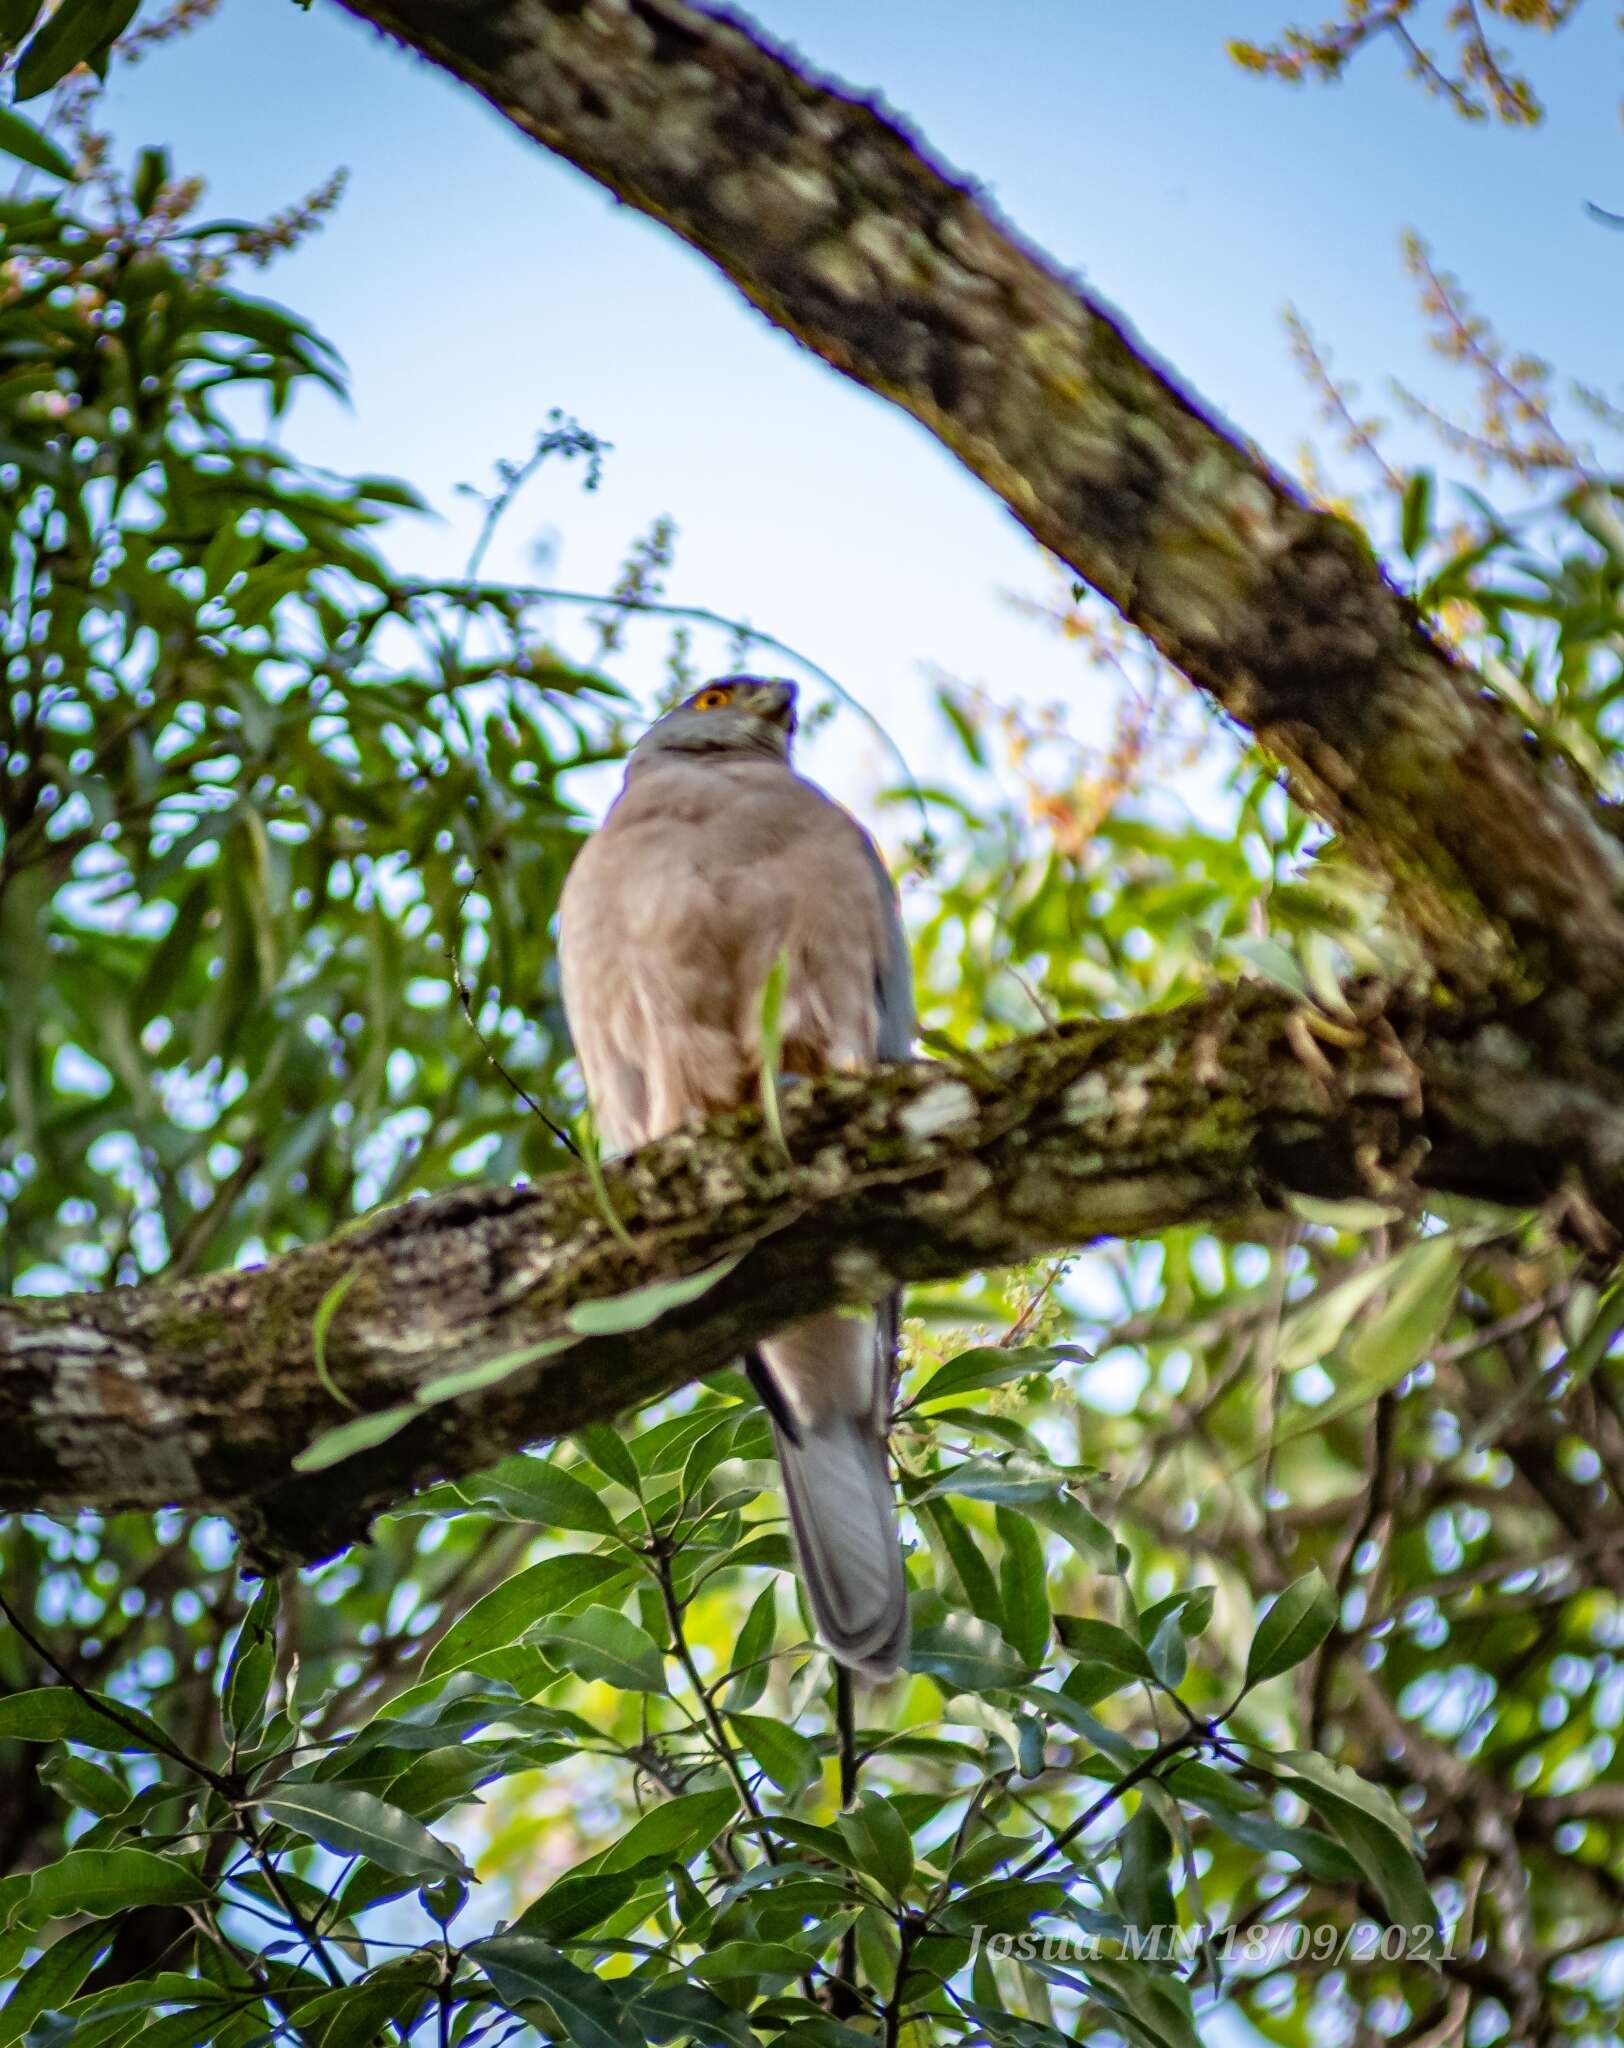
335, 0, 1624, 996
5, 981, 1619, 1565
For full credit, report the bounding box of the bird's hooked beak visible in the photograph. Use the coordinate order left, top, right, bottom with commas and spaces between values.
745, 678, 798, 730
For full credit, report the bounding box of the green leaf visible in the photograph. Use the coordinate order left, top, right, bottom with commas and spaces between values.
565, 1253, 743, 1335
511, 1871, 642, 1944
469, 1936, 633, 2048
1025, 1491, 1120, 1571
534, 1605, 666, 1693
284, 1960, 438, 2048
919, 1452, 1069, 1505
1286, 1193, 1403, 1232
257, 1783, 470, 1882
0, 1920, 109, 2042
1115, 1800, 1176, 1935
1082, 1954, 1203, 2048
1269, 1749, 1421, 1854
1279, 1778, 1439, 1935
909, 1612, 1035, 1692
291, 1399, 416, 1474
918, 1496, 1004, 1628
0, 0, 42, 45
1054, 1615, 1154, 1683
574, 1423, 643, 1494
719, 1582, 778, 1710
423, 1551, 629, 1678
309, 1267, 362, 1412
14, 0, 139, 100
626, 1977, 757, 2048
458, 1452, 617, 1534
690, 1938, 817, 1982
1274, 1259, 1396, 1372
757, 944, 791, 1159
221, 1576, 278, 1748
837, 1793, 914, 1898
0, 1689, 169, 1755
1400, 468, 1434, 559
1244, 1567, 1335, 1689
727, 1711, 820, 1796
25, 1850, 208, 1920
37, 1752, 130, 1817
913, 1341, 1087, 1406
0, 103, 72, 179
591, 1788, 739, 1874
1345, 1234, 1463, 1384
996, 1504, 1051, 1667
410, 1333, 578, 1408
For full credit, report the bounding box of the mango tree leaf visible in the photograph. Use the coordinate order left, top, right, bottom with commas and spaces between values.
1054, 1615, 1154, 1684
719, 1582, 778, 1711
0, 103, 72, 179
917, 1453, 1069, 1506
533, 1605, 666, 1693
423, 1551, 629, 1678
836, 1793, 914, 1898
1114, 1800, 1175, 1935
1244, 1568, 1335, 1690
1026, 1490, 1121, 1571
0, 1920, 109, 2040
996, 1504, 1051, 1667
909, 1613, 1035, 1693
257, 1783, 470, 1881
0, 1688, 169, 1755
1274, 1259, 1396, 1373
14, 0, 139, 100
590, 1787, 740, 1874
1269, 1749, 1422, 1854
511, 1872, 642, 1944
1346, 1235, 1463, 1382
565, 1253, 743, 1335
25, 1850, 208, 1920
292, 1400, 416, 1474
410, 1333, 578, 1408
221, 1576, 278, 1748
1276, 1779, 1439, 1935
727, 1711, 820, 1796
468, 1936, 633, 2048
912, 1342, 1088, 1407
626, 1977, 758, 2048
575, 1423, 644, 1493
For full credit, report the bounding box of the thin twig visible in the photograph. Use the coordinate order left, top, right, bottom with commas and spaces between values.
444, 875, 579, 1158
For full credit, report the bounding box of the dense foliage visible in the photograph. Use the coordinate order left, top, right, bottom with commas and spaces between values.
2, 16, 1623, 2048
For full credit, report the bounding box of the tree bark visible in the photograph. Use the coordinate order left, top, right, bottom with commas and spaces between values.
333, 0, 1624, 998
3, 981, 1619, 1564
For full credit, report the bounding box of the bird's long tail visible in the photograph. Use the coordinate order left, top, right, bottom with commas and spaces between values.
750, 1309, 909, 1680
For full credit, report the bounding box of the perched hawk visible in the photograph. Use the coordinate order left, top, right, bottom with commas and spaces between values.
558, 676, 912, 1677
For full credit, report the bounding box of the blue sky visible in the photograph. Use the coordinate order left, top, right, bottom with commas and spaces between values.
97, 0, 1622, 795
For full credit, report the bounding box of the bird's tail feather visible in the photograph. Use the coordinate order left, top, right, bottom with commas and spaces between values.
772, 1411, 909, 1680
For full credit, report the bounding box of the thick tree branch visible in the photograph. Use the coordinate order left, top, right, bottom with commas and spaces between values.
4, 982, 1621, 1564
332, 0, 1624, 995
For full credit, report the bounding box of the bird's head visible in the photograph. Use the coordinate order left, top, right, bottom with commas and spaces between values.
628, 676, 798, 769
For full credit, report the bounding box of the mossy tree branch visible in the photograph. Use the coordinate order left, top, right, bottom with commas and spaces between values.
3, 981, 1619, 1565
330, 0, 1624, 996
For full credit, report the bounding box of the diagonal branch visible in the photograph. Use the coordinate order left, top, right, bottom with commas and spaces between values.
5, 980, 1622, 1565
331, 0, 1624, 996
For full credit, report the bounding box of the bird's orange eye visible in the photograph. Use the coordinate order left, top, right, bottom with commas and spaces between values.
691, 686, 734, 711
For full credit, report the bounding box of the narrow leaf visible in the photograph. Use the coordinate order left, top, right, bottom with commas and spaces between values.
258, 1783, 470, 1881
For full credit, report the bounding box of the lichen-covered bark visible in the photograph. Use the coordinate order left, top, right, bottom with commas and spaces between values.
331, 0, 1624, 998
4, 983, 1619, 1565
